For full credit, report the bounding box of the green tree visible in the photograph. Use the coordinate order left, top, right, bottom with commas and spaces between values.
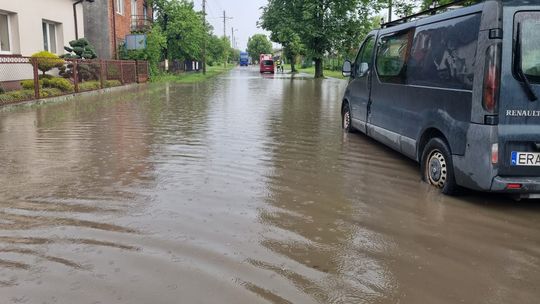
231, 48, 241, 64
151, 0, 206, 61
206, 34, 227, 65
259, 0, 305, 72
221, 36, 232, 66
260, 0, 381, 78
420, 0, 454, 9
282, 34, 305, 72
120, 24, 167, 75
247, 34, 273, 63
145, 25, 167, 75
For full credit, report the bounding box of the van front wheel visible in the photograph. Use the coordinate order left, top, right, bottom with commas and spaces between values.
342, 103, 353, 133
421, 138, 458, 195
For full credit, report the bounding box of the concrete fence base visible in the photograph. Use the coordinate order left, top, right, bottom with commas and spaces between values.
0, 83, 146, 111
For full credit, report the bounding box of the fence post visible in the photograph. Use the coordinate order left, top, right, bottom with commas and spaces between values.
135, 60, 140, 84
31, 58, 40, 99
119, 61, 125, 85
73, 60, 79, 93
100, 60, 105, 89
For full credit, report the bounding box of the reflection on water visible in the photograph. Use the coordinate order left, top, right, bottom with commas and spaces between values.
0, 68, 539, 303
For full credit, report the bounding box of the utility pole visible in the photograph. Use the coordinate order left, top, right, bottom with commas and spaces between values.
231, 27, 234, 49
388, 0, 392, 22
202, 0, 206, 74
221, 11, 232, 68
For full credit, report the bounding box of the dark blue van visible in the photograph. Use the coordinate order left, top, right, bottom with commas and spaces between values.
341, 0, 540, 198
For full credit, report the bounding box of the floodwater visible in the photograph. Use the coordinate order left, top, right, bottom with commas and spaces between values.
0, 67, 539, 304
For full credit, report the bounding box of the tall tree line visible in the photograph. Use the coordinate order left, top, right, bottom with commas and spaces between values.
260, 0, 385, 78
260, 0, 463, 78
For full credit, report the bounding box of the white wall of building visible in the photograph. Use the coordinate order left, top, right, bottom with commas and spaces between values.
0, 0, 84, 56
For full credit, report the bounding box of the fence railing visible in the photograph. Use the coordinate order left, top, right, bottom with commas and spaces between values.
0, 55, 149, 105
131, 15, 153, 32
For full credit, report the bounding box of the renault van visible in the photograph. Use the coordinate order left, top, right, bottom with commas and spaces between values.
341, 0, 540, 198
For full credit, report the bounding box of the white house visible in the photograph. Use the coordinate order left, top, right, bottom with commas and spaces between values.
0, 0, 84, 56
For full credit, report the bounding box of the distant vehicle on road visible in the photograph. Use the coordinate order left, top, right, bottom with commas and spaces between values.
240, 52, 249, 66
341, 0, 540, 198
260, 54, 274, 74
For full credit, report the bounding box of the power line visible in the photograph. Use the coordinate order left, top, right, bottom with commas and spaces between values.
209, 0, 224, 12
205, 0, 218, 19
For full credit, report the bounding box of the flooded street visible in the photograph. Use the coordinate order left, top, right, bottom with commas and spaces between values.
1, 67, 539, 304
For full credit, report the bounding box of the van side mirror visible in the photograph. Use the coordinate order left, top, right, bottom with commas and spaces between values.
358, 62, 369, 76
342, 60, 352, 77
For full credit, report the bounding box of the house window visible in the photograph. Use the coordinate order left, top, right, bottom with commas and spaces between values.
42, 21, 57, 53
116, 0, 125, 15
0, 13, 11, 54
131, 0, 137, 16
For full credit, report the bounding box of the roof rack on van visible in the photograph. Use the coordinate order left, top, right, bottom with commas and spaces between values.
381, 0, 482, 28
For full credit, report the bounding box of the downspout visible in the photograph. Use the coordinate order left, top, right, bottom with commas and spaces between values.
73, 0, 83, 40
112, 0, 118, 59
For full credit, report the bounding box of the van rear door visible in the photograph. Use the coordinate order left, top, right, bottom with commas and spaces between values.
498, 9, 540, 176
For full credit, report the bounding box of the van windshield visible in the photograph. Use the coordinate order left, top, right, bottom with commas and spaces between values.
263, 60, 274, 66
520, 14, 540, 81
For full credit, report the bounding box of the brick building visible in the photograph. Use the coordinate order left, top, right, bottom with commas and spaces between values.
83, 0, 152, 59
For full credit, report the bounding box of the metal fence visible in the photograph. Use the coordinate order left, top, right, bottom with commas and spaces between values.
159, 59, 202, 74
0, 55, 149, 105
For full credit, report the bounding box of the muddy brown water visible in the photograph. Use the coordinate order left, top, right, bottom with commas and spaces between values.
0, 67, 539, 304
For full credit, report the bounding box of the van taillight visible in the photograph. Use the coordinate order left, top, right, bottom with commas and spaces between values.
491, 143, 498, 164
483, 44, 501, 113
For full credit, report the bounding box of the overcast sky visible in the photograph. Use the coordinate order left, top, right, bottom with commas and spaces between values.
192, 0, 272, 51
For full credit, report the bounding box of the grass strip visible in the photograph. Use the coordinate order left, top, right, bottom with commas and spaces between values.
283, 64, 346, 79
151, 65, 234, 83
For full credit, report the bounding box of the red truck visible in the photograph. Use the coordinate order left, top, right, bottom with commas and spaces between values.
259, 54, 274, 74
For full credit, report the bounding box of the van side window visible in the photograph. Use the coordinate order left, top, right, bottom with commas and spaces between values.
354, 36, 375, 77
407, 14, 481, 90
515, 12, 540, 82
376, 30, 413, 84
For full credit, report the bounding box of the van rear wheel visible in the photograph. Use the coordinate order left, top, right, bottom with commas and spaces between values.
421, 138, 458, 195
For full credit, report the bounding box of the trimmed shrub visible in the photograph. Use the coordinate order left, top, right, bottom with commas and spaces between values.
21, 77, 74, 93
46, 77, 74, 92
39, 74, 54, 80
62, 38, 97, 59
0, 86, 4, 94
79, 81, 101, 91
59, 62, 100, 82
31, 51, 65, 75
104, 80, 122, 88
0, 89, 35, 104
21, 79, 38, 90
40, 88, 63, 98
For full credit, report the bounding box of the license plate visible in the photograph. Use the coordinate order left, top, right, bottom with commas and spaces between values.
511, 151, 540, 166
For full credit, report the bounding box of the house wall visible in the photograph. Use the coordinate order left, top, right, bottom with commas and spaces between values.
0, 0, 83, 56
84, 0, 152, 59
83, 0, 111, 59
114, 0, 131, 48
0, 0, 83, 83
